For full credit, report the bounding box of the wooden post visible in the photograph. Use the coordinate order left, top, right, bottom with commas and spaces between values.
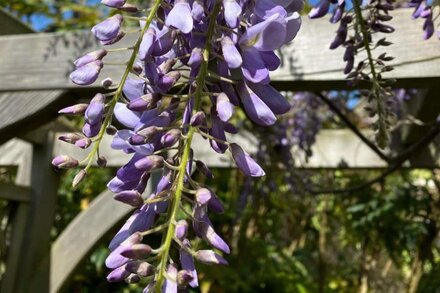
6, 131, 60, 293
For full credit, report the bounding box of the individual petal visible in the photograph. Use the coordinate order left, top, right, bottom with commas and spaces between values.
108, 211, 141, 250
237, 82, 276, 126
246, 82, 290, 114
259, 51, 280, 71
175, 220, 188, 240
69, 60, 103, 85
114, 102, 141, 129
221, 36, 242, 69
223, 0, 242, 28
209, 114, 228, 154
165, 0, 193, 34
123, 78, 145, 101
139, 28, 156, 61
82, 122, 101, 138
239, 13, 287, 51
105, 232, 142, 269
284, 12, 301, 43
308, 0, 330, 19
162, 264, 178, 293
180, 240, 198, 287
120, 243, 152, 259
229, 143, 265, 177
216, 93, 234, 122
195, 250, 228, 265
193, 206, 230, 253
241, 47, 270, 84
192, 0, 205, 22
254, 0, 288, 19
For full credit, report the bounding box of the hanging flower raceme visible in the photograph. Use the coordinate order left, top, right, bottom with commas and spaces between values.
53, 0, 302, 291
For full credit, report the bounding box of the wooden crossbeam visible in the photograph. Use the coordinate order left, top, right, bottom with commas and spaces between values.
0, 9, 438, 92
0, 183, 31, 202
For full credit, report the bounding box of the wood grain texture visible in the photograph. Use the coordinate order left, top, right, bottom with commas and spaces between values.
0, 9, 438, 92
50, 173, 160, 293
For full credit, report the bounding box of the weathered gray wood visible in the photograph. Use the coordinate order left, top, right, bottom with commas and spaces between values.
0, 139, 33, 186
0, 90, 72, 145
0, 9, 438, 92
0, 183, 31, 202
9, 132, 60, 293
50, 172, 160, 293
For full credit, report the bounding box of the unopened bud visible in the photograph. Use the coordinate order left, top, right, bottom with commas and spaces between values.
58, 103, 89, 115
106, 125, 118, 135
134, 155, 164, 171
52, 155, 79, 169
175, 220, 188, 240
177, 270, 193, 287
125, 261, 155, 277
74, 138, 92, 149
125, 274, 140, 284
195, 160, 213, 179
58, 133, 83, 144
97, 156, 107, 167
136, 126, 160, 141
72, 169, 87, 188
114, 190, 144, 207
118, 3, 138, 12
120, 243, 152, 259
190, 111, 206, 127
132, 63, 143, 75
160, 129, 181, 147
101, 77, 113, 88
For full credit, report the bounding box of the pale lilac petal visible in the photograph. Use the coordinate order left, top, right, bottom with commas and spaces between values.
230, 143, 265, 177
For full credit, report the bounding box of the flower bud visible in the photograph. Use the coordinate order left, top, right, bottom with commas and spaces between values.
125, 274, 140, 284
72, 169, 87, 188
230, 143, 265, 177
52, 155, 79, 169
58, 103, 89, 115
125, 261, 155, 277
118, 3, 138, 13
101, 77, 113, 88
177, 270, 194, 287
165, 0, 193, 34
160, 129, 181, 148
107, 265, 130, 282
221, 36, 242, 69
158, 59, 176, 75
157, 71, 181, 91
74, 138, 92, 149
74, 49, 107, 67
139, 28, 156, 61
190, 111, 206, 127
175, 220, 188, 240
120, 243, 152, 259
85, 93, 105, 125
106, 125, 118, 135
83, 122, 101, 138
92, 14, 123, 42
58, 133, 83, 144
134, 155, 164, 171
136, 126, 160, 141
128, 93, 161, 111
70, 60, 103, 85
195, 160, 214, 179
195, 250, 228, 265
97, 156, 107, 168
114, 190, 144, 207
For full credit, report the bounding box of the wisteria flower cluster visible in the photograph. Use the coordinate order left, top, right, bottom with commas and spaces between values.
52, 0, 301, 291
409, 0, 440, 39
308, 0, 397, 148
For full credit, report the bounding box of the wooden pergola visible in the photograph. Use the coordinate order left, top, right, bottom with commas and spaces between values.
0, 8, 439, 293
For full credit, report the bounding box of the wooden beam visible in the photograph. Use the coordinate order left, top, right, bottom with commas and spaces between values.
0, 9, 438, 92
0, 183, 31, 202
50, 173, 160, 293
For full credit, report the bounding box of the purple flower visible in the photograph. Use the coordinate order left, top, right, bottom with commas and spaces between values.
223, 0, 242, 28
216, 93, 234, 122
195, 250, 228, 265
85, 93, 105, 125
139, 28, 156, 61
229, 143, 265, 177
69, 60, 103, 85
309, 0, 330, 19
165, 0, 193, 34
51, 155, 79, 169
193, 205, 230, 253
92, 14, 124, 42
162, 264, 178, 292
221, 36, 242, 69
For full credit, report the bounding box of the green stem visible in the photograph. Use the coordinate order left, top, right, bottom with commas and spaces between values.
352, 0, 389, 149
84, 0, 163, 172
154, 2, 222, 291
